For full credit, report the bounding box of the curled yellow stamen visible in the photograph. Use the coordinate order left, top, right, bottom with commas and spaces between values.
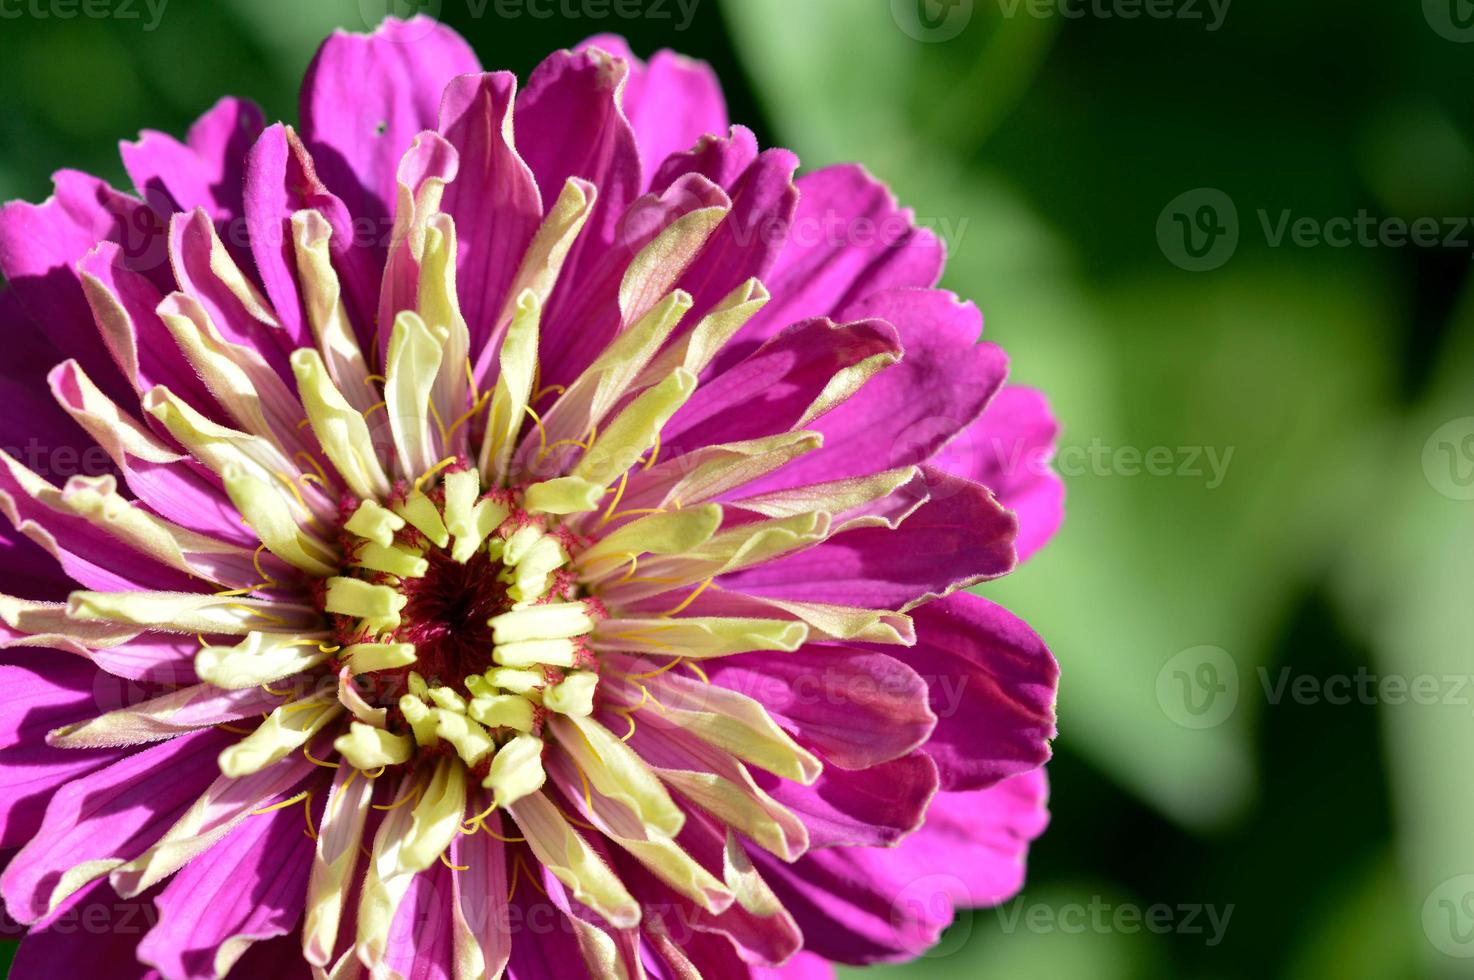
599, 470, 630, 524
523, 404, 549, 458
658, 578, 715, 617
641, 430, 661, 471
440, 852, 470, 872
251, 789, 311, 815
304, 745, 340, 769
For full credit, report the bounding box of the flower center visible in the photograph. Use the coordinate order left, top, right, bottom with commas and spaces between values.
313, 459, 601, 782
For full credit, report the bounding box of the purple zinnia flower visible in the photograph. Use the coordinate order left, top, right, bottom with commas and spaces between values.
0, 16, 1062, 979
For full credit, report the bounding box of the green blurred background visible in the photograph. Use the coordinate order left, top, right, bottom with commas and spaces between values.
2, 0, 1472, 977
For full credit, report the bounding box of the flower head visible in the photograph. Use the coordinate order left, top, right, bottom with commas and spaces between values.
0, 17, 1062, 979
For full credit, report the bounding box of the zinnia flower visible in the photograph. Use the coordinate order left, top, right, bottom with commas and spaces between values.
0, 16, 1062, 979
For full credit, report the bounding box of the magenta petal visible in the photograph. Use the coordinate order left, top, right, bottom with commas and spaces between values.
934, 385, 1064, 562
753, 951, 837, 980
722, 468, 1016, 610
579, 35, 729, 184
243, 123, 374, 352
650, 123, 759, 194
701, 647, 936, 770
663, 317, 902, 450
758, 769, 1048, 964
0, 654, 131, 849
136, 791, 316, 980
740, 164, 944, 348
894, 591, 1058, 791
763, 750, 938, 848
77, 242, 217, 405
675, 147, 799, 326
376, 131, 461, 345
0, 171, 165, 406
522, 172, 730, 393
517, 47, 642, 383
0, 459, 200, 594
121, 96, 265, 231
9, 878, 157, 980
1, 728, 231, 923
748, 288, 1007, 491
168, 208, 294, 380
439, 72, 543, 358
381, 861, 455, 980
299, 16, 479, 242
47, 362, 252, 550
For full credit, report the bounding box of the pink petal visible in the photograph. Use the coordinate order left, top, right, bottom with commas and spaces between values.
120, 96, 265, 231
0, 456, 201, 593
934, 385, 1064, 562
9, 878, 159, 980
0, 654, 131, 849
746, 288, 1007, 492
701, 647, 936, 770
78, 242, 217, 405
136, 789, 316, 980
438, 72, 542, 357
381, 861, 455, 980
521, 172, 729, 394
376, 130, 461, 346
738, 164, 944, 353
763, 750, 938, 848
897, 591, 1058, 791
663, 317, 901, 451
243, 123, 373, 353
167, 208, 293, 380
579, 35, 729, 184
299, 16, 479, 244
0, 171, 167, 407
755, 768, 1049, 964
722, 468, 1016, 611
47, 361, 252, 550
753, 951, 837, 979
1, 728, 231, 923
674, 147, 799, 327
650, 123, 759, 194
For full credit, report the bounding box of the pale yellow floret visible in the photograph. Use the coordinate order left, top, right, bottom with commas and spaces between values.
484, 733, 546, 806
343, 499, 405, 548
489, 602, 593, 644
196, 632, 332, 689
467, 695, 536, 733
219, 699, 341, 777
342, 642, 417, 675
543, 671, 598, 717
334, 722, 414, 769
323, 577, 406, 631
